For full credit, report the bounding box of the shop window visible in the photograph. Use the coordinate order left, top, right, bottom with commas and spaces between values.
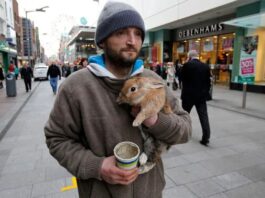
200, 36, 218, 66
173, 41, 188, 65
217, 33, 234, 67
189, 38, 200, 53
214, 33, 235, 84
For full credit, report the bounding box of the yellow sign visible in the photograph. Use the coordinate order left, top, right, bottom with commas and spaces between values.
61, 177, 77, 192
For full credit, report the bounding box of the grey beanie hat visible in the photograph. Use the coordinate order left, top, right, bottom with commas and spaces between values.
95, 1, 145, 47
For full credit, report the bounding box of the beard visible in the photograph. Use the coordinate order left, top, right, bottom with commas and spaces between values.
104, 44, 140, 69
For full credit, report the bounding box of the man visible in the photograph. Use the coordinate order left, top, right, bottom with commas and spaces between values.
44, 2, 191, 198
8, 61, 15, 75
78, 58, 89, 70
20, 62, 33, 92
47, 62, 61, 94
0, 62, 4, 89
181, 50, 211, 146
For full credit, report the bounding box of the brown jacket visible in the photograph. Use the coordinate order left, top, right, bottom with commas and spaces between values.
44, 68, 192, 198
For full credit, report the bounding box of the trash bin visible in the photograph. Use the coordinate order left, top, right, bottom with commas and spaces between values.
6, 73, 17, 97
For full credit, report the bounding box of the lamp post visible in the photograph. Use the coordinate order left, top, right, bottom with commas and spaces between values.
25, 6, 49, 67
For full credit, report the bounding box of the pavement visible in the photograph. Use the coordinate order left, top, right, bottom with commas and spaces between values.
0, 79, 40, 140
0, 79, 265, 197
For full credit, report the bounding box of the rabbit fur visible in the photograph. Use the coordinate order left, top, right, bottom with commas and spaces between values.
117, 76, 172, 174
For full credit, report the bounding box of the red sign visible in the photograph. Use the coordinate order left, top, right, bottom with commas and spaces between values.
240, 58, 254, 75
151, 46, 157, 63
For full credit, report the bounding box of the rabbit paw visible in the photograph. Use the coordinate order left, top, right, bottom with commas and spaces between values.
139, 152, 148, 166
132, 120, 141, 127
138, 162, 156, 174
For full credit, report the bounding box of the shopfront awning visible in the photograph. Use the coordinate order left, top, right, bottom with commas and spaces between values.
222, 12, 265, 28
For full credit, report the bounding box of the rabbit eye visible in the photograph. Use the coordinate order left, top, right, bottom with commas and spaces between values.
130, 87, 136, 92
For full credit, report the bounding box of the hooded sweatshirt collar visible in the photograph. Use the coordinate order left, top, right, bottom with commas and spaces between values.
88, 55, 144, 79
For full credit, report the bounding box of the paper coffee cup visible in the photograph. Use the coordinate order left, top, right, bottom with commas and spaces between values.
114, 141, 140, 170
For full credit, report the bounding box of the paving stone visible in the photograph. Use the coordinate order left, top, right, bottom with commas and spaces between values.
164, 174, 176, 189
175, 141, 209, 155
166, 163, 215, 185
163, 186, 197, 198
163, 155, 189, 169
205, 147, 237, 159
225, 181, 265, 198
208, 193, 229, 198
43, 189, 78, 198
209, 135, 252, 148
0, 170, 45, 191
212, 172, 252, 190
162, 146, 183, 158
1, 161, 36, 175
182, 150, 212, 163
5, 150, 42, 165
238, 163, 265, 182
9, 144, 38, 156
45, 166, 72, 181
31, 178, 65, 197
186, 178, 225, 198
0, 185, 32, 198
199, 150, 265, 175
35, 157, 60, 169
229, 142, 263, 153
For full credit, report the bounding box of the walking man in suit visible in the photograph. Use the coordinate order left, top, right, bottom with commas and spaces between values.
181, 50, 211, 146
20, 62, 33, 92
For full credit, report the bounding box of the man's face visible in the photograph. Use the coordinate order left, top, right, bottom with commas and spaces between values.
102, 27, 143, 68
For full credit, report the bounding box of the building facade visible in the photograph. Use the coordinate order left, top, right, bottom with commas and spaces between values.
0, 0, 17, 72
123, 0, 265, 93
60, 26, 97, 64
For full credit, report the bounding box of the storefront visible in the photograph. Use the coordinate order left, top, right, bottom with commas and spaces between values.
172, 17, 236, 85
0, 39, 17, 72
222, 1, 265, 93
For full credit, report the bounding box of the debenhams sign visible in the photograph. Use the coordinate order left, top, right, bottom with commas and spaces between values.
177, 23, 224, 39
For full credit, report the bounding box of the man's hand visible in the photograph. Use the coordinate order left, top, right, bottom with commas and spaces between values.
100, 156, 139, 185
131, 106, 158, 128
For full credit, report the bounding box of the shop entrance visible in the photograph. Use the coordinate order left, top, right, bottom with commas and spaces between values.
173, 33, 235, 86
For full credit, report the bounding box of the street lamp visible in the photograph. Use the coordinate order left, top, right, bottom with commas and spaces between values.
25, 6, 49, 67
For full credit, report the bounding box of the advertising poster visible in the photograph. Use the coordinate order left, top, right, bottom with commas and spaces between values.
239, 35, 258, 84
189, 40, 200, 52
203, 38, 213, 52
222, 37, 234, 51
177, 43, 184, 53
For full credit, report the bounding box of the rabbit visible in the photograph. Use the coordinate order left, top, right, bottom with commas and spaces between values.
117, 76, 172, 127
117, 76, 173, 174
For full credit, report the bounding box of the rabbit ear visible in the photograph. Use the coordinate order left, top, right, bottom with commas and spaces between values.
144, 81, 165, 89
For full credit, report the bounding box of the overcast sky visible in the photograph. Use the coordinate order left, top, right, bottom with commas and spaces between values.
18, 0, 108, 57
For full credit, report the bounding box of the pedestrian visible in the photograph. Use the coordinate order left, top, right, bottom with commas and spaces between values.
180, 50, 211, 146
20, 62, 33, 92
155, 61, 162, 77
8, 61, 15, 75
72, 60, 78, 72
175, 59, 182, 89
47, 62, 61, 95
64, 63, 71, 77
78, 58, 88, 70
0, 62, 4, 89
44, 2, 191, 198
166, 62, 175, 89
14, 65, 19, 80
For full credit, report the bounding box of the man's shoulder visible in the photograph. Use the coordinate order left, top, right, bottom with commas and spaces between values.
66, 68, 92, 82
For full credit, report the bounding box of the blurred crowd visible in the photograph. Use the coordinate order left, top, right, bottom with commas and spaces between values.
147, 60, 183, 90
